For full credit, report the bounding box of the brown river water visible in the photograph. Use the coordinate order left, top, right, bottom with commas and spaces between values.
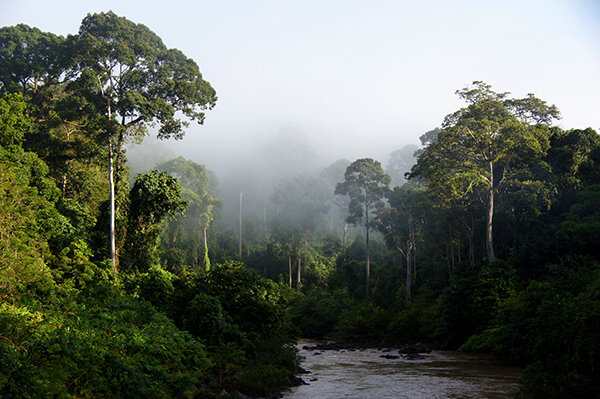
283, 341, 522, 399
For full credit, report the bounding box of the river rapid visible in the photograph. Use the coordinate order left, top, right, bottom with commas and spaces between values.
283, 341, 522, 399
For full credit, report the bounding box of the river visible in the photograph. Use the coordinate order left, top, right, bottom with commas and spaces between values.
283, 341, 522, 399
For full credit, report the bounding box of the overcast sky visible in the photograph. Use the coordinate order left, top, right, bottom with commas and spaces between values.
2, 0, 599, 170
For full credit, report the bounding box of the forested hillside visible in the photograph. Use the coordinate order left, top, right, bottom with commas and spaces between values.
1, 11, 599, 399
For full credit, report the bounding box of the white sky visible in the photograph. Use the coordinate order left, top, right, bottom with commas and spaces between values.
1, 0, 599, 168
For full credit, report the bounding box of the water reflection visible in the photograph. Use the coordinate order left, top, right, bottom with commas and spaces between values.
284, 341, 521, 399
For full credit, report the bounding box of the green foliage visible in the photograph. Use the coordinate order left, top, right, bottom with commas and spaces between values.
442, 259, 515, 346
410, 81, 558, 261
0, 286, 208, 398
3, 23, 600, 398
0, 92, 29, 150
0, 24, 65, 96
386, 297, 443, 343
181, 292, 227, 345
334, 300, 389, 341
0, 160, 55, 302
290, 286, 352, 337
0, 12, 316, 399
121, 170, 187, 272
335, 158, 391, 227
461, 259, 600, 398
129, 170, 187, 225
136, 265, 176, 307
555, 184, 600, 258
72, 11, 217, 139
546, 128, 600, 190
157, 157, 221, 270
199, 261, 288, 338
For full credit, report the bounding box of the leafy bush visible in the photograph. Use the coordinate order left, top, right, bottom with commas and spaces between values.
334, 300, 389, 341
0, 281, 209, 398
461, 260, 600, 398
386, 297, 443, 343
136, 265, 176, 307
290, 286, 352, 337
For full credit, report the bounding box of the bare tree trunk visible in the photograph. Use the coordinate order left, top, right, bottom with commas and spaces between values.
449, 226, 455, 271
342, 222, 348, 252
109, 140, 116, 275
487, 161, 496, 263
203, 227, 210, 270
413, 240, 417, 284
296, 258, 302, 291
447, 244, 452, 277
406, 239, 412, 304
365, 211, 370, 299
62, 174, 67, 197
451, 237, 455, 271
468, 215, 475, 267
101, 80, 118, 275
288, 254, 292, 288
238, 189, 243, 258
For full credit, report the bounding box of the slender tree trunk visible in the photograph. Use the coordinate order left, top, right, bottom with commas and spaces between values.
468, 215, 475, 267
449, 226, 455, 272
203, 227, 210, 270
458, 236, 462, 263
288, 254, 292, 288
296, 258, 302, 291
104, 90, 117, 275
406, 239, 412, 304
413, 239, 417, 284
446, 244, 452, 277
238, 190, 243, 258
109, 140, 116, 275
342, 222, 348, 252
365, 209, 371, 299
487, 161, 495, 263
451, 237, 455, 271
62, 174, 67, 197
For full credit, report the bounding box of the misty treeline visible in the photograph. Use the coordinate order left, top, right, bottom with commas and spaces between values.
0, 11, 599, 399
136, 80, 599, 398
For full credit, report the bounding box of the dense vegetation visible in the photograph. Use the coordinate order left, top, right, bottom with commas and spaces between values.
212, 83, 600, 398
1, 11, 599, 399
0, 13, 297, 399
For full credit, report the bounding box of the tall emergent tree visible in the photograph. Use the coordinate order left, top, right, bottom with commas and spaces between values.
335, 158, 391, 298
70, 12, 217, 272
410, 81, 558, 263
0, 13, 217, 274
0, 24, 109, 216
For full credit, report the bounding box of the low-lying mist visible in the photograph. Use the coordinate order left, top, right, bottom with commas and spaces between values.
126, 126, 420, 234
